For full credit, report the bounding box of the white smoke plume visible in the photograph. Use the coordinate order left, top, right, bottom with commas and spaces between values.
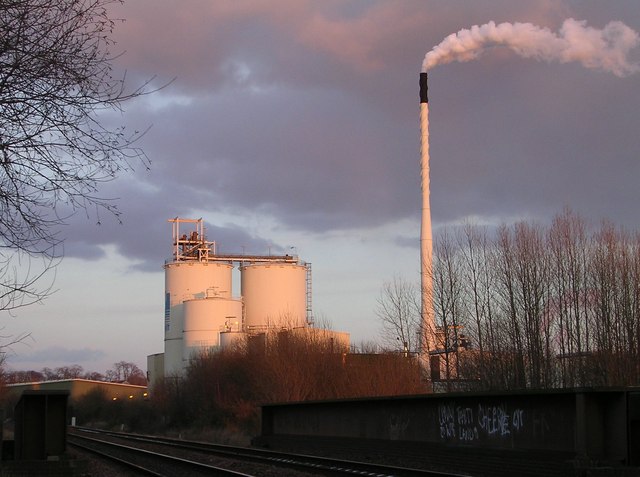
422, 18, 640, 77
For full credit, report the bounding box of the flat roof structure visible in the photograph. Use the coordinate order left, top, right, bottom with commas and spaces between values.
7, 379, 148, 401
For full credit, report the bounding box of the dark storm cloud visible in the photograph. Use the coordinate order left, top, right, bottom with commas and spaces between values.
138, 87, 420, 228
60, 175, 275, 271
429, 57, 640, 227
58, 0, 640, 269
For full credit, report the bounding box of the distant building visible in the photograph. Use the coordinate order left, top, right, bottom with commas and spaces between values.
6, 379, 148, 401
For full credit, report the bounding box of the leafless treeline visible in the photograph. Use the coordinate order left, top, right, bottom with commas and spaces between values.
432, 209, 640, 390
1, 360, 146, 386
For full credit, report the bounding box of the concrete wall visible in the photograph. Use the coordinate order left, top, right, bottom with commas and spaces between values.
147, 353, 165, 392
14, 391, 68, 460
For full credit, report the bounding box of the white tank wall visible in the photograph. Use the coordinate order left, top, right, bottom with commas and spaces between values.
165, 261, 233, 304
220, 331, 247, 349
182, 297, 243, 362
164, 261, 234, 375
164, 338, 184, 377
241, 263, 307, 329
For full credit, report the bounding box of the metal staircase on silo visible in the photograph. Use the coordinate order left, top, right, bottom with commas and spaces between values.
306, 263, 313, 326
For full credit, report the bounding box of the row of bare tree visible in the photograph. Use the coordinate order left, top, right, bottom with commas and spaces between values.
425, 209, 640, 390
2, 361, 146, 386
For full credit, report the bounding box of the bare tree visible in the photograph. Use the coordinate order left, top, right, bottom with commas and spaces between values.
82, 370, 104, 381
0, 0, 154, 311
548, 208, 591, 386
105, 360, 146, 384
432, 230, 468, 388
39, 364, 84, 380
4, 368, 43, 383
458, 223, 498, 388
375, 275, 421, 354
56, 364, 84, 379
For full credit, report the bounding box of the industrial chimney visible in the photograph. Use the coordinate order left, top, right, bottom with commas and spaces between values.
419, 72, 435, 358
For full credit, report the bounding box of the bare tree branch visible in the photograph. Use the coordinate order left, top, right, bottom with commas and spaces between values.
0, 0, 159, 313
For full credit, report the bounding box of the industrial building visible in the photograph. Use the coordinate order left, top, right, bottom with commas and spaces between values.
6, 379, 148, 401
148, 218, 349, 386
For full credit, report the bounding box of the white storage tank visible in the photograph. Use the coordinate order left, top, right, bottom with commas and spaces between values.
241, 262, 307, 330
164, 261, 233, 375
220, 330, 248, 349
182, 296, 242, 362
165, 261, 233, 303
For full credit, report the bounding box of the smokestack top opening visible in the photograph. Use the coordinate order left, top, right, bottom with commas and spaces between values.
420, 72, 428, 103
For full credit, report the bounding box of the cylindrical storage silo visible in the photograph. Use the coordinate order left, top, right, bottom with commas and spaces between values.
164, 261, 233, 375
165, 261, 233, 305
220, 331, 248, 350
241, 263, 307, 330
182, 297, 242, 363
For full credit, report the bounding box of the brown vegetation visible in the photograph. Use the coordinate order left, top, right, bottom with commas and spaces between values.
149, 331, 427, 436
54, 332, 424, 437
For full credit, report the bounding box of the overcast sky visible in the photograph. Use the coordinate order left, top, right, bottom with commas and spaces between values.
5, 0, 640, 374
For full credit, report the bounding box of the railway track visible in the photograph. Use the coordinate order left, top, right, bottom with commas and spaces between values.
69, 427, 471, 477
68, 431, 254, 476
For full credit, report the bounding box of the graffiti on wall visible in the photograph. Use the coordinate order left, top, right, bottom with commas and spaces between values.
438, 402, 527, 443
